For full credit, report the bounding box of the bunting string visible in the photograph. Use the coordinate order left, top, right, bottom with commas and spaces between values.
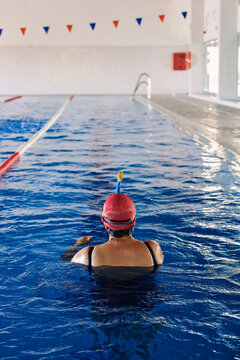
0, 11, 188, 37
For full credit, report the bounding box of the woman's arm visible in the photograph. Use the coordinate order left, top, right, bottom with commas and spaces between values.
61, 236, 93, 260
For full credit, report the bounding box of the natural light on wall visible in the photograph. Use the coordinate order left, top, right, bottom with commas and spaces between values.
204, 40, 219, 95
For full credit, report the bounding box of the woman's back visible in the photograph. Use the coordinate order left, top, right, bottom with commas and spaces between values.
71, 236, 163, 268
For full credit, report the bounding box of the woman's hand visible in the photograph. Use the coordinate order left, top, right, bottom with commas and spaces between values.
61, 236, 94, 260
74, 236, 94, 247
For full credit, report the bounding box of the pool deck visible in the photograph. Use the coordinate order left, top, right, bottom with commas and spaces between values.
141, 94, 240, 157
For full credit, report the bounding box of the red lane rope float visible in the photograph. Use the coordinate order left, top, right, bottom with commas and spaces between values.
4, 95, 22, 103
0, 153, 20, 176
0, 95, 74, 177
0, 95, 22, 104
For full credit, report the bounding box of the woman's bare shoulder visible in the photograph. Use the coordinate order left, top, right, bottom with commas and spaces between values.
71, 245, 91, 265
144, 240, 164, 265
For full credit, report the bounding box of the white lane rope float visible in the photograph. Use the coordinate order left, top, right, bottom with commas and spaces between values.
0, 95, 74, 177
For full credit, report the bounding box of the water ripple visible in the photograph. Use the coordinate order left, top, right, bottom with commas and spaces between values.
0, 96, 239, 359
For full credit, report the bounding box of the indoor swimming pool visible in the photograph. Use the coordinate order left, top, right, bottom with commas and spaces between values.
0, 96, 239, 359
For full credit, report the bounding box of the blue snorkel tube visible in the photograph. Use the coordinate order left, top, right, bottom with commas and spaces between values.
116, 171, 123, 193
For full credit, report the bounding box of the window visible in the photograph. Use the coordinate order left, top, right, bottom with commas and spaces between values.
204, 40, 219, 95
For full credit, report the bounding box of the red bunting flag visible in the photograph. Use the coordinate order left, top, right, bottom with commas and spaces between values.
158, 15, 165, 23
113, 20, 119, 28
66, 25, 73, 32
20, 27, 27, 35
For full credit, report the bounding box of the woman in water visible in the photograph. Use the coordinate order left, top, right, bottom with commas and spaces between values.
63, 192, 164, 270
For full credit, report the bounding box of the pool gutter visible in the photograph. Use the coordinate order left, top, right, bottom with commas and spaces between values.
137, 94, 240, 161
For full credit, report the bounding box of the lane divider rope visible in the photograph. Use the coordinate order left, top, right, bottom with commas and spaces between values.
0, 95, 22, 103
0, 95, 74, 177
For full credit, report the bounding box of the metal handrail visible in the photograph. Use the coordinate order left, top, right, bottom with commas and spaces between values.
131, 73, 151, 99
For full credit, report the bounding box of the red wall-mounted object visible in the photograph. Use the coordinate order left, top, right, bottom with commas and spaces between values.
173, 52, 191, 70
173, 52, 186, 70
185, 51, 191, 70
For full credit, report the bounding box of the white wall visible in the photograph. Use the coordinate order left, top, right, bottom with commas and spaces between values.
189, 0, 204, 95
0, 46, 189, 95
238, 1, 240, 32
203, 0, 219, 42
218, 0, 238, 100
0, 0, 190, 95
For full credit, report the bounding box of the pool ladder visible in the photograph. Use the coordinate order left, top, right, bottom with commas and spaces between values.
131, 73, 151, 100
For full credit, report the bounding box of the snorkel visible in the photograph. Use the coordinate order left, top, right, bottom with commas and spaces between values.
116, 170, 123, 193
102, 171, 136, 231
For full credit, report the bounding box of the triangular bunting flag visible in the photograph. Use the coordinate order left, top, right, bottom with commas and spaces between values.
43, 26, 49, 34
66, 24, 73, 32
158, 15, 165, 23
136, 18, 142, 26
0, 29, 3, 36
113, 20, 119, 28
20, 27, 27, 35
182, 11, 188, 19
90, 23, 96, 31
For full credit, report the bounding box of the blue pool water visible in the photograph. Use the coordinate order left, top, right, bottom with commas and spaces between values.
0, 96, 239, 359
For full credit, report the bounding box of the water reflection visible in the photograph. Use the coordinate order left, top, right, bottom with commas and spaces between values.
59, 267, 166, 310
77, 101, 117, 235
91, 268, 164, 307
57, 268, 167, 358
90, 273, 167, 358
200, 139, 223, 181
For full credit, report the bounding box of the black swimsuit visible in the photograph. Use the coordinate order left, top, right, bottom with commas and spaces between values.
88, 242, 158, 271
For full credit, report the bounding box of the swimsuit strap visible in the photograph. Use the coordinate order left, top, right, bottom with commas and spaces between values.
88, 246, 94, 270
144, 242, 158, 269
